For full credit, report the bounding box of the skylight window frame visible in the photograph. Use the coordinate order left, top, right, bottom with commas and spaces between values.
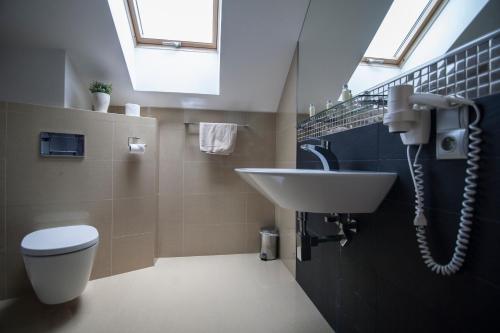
126, 0, 219, 50
361, 0, 444, 66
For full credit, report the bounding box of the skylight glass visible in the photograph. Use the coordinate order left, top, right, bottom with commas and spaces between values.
363, 0, 442, 64
128, 0, 218, 49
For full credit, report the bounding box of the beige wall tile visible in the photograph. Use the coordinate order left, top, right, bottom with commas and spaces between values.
274, 49, 298, 277
145, 108, 185, 132
113, 160, 156, 198
276, 112, 297, 133
275, 206, 296, 275
5, 200, 112, 297
112, 233, 155, 274
276, 126, 297, 163
7, 159, 112, 205
158, 192, 183, 222
108, 105, 124, 114
113, 196, 157, 237
112, 111, 157, 126
227, 128, 276, 163
278, 227, 296, 276
158, 220, 182, 257
276, 207, 296, 230
183, 193, 246, 225
245, 112, 277, 134
221, 194, 247, 224
275, 161, 296, 169
183, 223, 247, 256
184, 109, 225, 124
2, 102, 162, 293
246, 193, 275, 226
183, 194, 217, 225
247, 223, 262, 253
183, 161, 225, 194
214, 224, 247, 255
158, 161, 183, 195
159, 127, 184, 162
113, 121, 157, 162
183, 224, 216, 256
6, 109, 113, 161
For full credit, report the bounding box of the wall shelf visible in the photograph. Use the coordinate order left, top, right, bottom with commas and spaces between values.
297, 95, 386, 142
297, 29, 500, 142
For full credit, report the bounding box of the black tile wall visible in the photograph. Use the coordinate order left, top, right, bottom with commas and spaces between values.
296, 94, 500, 333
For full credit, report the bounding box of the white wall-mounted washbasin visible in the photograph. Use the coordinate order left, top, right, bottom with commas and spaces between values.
235, 168, 397, 213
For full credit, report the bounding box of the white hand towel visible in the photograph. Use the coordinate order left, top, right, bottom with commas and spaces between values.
199, 122, 238, 155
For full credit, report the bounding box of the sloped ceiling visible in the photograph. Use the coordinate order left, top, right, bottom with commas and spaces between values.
0, 0, 392, 112
0, 0, 309, 112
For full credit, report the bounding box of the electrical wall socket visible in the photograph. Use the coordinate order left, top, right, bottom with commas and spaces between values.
436, 106, 469, 160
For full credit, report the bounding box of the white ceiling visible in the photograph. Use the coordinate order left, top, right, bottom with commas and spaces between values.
0, 0, 309, 112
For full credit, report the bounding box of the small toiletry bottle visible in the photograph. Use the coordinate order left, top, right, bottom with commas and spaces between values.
326, 100, 334, 110
339, 84, 352, 102
309, 104, 316, 117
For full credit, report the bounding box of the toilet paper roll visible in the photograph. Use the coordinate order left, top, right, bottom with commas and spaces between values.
125, 103, 141, 117
129, 143, 146, 154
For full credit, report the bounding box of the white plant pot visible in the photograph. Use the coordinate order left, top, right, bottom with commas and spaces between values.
91, 92, 110, 113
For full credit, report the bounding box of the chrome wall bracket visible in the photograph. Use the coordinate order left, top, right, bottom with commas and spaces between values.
297, 212, 359, 262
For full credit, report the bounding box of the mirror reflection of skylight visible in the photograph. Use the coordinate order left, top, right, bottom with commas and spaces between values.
364, 0, 442, 63
134, 0, 215, 44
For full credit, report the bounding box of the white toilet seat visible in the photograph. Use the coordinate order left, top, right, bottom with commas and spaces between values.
21, 225, 99, 304
21, 225, 99, 256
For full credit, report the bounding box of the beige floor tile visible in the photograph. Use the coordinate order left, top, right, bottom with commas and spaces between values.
0, 254, 333, 333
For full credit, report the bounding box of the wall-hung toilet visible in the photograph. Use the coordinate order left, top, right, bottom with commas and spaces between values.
21, 225, 99, 305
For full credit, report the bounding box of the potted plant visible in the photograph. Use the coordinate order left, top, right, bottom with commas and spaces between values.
89, 81, 112, 112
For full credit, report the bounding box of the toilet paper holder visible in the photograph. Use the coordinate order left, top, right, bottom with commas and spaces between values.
128, 136, 147, 151
128, 136, 145, 145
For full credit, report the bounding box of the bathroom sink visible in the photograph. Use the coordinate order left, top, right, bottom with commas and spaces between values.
235, 168, 397, 213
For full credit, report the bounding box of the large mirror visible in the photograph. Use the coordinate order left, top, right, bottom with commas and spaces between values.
297, 0, 392, 123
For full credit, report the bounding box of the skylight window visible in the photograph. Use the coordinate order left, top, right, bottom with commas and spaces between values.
127, 0, 218, 49
362, 0, 443, 65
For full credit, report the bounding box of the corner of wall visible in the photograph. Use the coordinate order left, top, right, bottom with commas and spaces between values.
64, 54, 92, 110
275, 48, 298, 277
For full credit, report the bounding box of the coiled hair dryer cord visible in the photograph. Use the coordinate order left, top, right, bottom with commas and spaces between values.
406, 102, 482, 275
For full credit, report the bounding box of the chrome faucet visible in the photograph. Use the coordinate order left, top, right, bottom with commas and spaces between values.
300, 139, 338, 171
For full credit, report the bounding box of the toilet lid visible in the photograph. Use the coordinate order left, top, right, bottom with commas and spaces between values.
21, 225, 99, 256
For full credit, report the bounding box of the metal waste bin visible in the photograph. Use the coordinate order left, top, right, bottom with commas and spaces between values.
259, 228, 279, 260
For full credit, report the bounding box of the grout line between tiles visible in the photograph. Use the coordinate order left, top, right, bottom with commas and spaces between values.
110, 121, 115, 275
